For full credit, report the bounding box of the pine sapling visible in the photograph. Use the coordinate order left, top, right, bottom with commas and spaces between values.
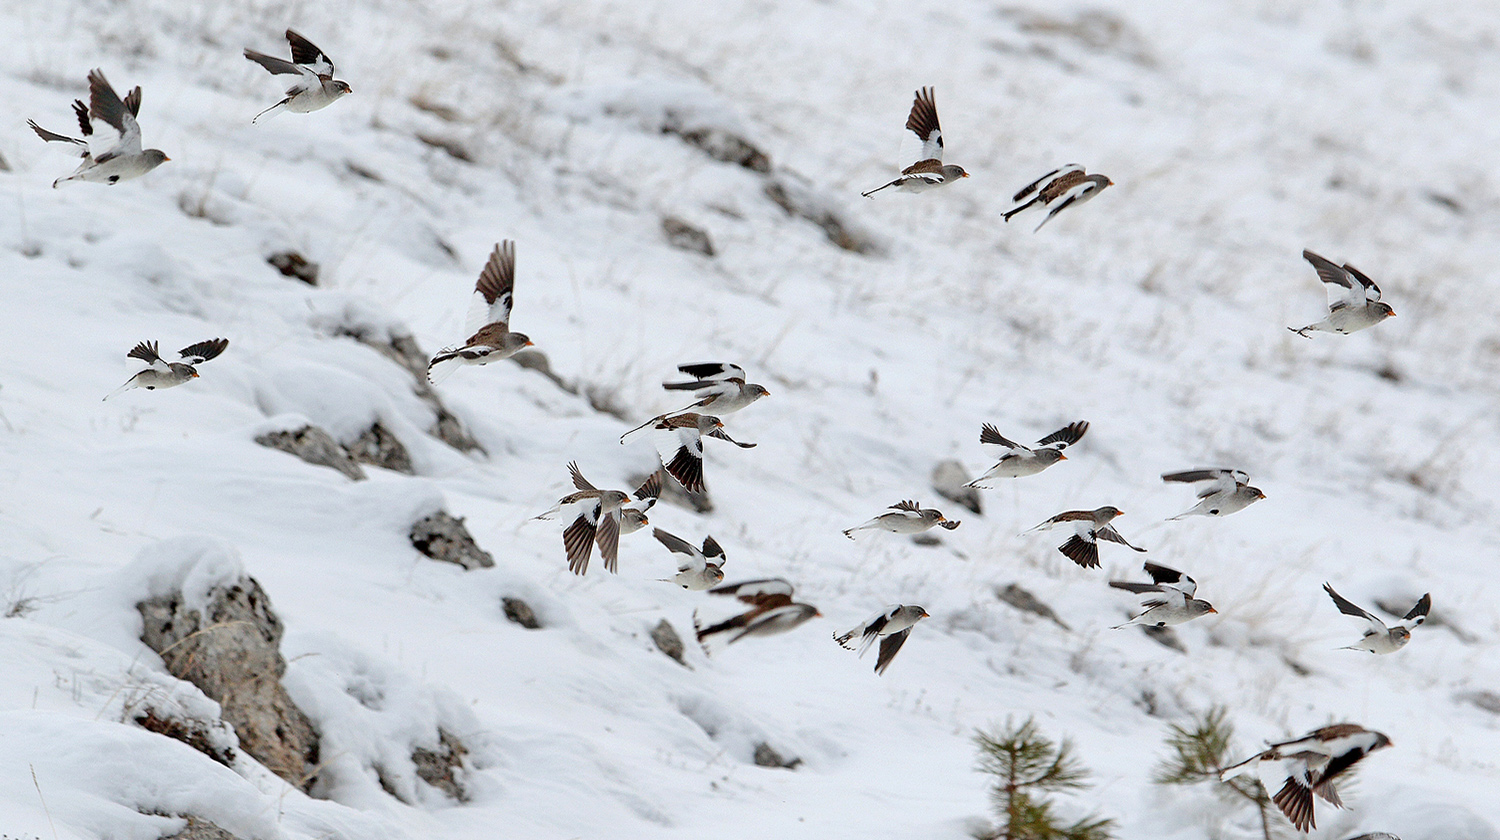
1152, 706, 1278, 840
972, 716, 1114, 840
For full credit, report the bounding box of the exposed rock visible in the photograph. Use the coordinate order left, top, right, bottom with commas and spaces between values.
651, 618, 687, 666
159, 816, 243, 840
255, 425, 367, 481
662, 114, 770, 172
346, 421, 415, 474
412, 728, 469, 801
752, 742, 801, 770
1459, 690, 1500, 715
137, 577, 320, 791
416, 132, 474, 162
764, 177, 880, 254
502, 597, 540, 629
995, 584, 1071, 631
410, 511, 495, 570
133, 708, 236, 767
932, 459, 982, 515
508, 348, 633, 421
661, 216, 715, 256
338, 328, 485, 455
267, 250, 319, 285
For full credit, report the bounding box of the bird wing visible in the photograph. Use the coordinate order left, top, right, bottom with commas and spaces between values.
675, 362, 745, 382
1303, 249, 1366, 310
1403, 592, 1432, 625
1011, 164, 1084, 202
1096, 525, 1146, 552
566, 461, 598, 492
1341, 262, 1383, 303
127, 340, 170, 371
244, 48, 310, 77
563, 510, 597, 575
177, 338, 228, 365
700, 536, 726, 565
86, 69, 142, 159
979, 423, 1022, 451
285, 29, 336, 77
706, 426, 756, 448
1031, 177, 1105, 232
1036, 420, 1088, 450
652, 527, 700, 557
1143, 561, 1196, 598
904, 87, 944, 164
1162, 468, 1240, 498
709, 578, 795, 603
632, 471, 662, 505
595, 509, 621, 574
466, 241, 515, 334
873, 627, 914, 676
1323, 583, 1388, 635
888, 500, 923, 514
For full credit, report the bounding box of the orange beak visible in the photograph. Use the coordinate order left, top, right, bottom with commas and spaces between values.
961, 171, 970, 178
190, 370, 199, 378
163, 156, 172, 162
525, 339, 535, 346
1057, 453, 1068, 461
1207, 607, 1218, 614
1388, 311, 1397, 317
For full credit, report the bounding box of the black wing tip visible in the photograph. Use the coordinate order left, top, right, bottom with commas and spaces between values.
1058, 535, 1099, 569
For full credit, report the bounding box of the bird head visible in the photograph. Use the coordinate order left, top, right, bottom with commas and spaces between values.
335, 80, 353, 95
1376, 302, 1396, 318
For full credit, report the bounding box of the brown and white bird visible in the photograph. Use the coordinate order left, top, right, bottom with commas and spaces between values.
1324, 584, 1430, 654
29, 69, 169, 188
653, 528, 727, 590
1002, 165, 1113, 231
619, 472, 661, 536
843, 501, 960, 539
861, 87, 969, 197
1025, 506, 1144, 569
532, 462, 635, 576
1109, 562, 1216, 628
1220, 724, 1392, 833
244, 29, 352, 123
427, 241, 534, 384
834, 604, 929, 675
694, 578, 820, 651
1162, 468, 1265, 519
966, 420, 1088, 487
1290, 250, 1396, 337
662, 362, 770, 415
104, 339, 228, 400
620, 413, 754, 494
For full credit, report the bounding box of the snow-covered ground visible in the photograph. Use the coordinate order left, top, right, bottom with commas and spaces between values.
1, 0, 1498, 837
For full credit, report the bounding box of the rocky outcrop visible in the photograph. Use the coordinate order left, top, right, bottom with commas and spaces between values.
502, 597, 540, 629
410, 511, 494, 570
651, 618, 687, 667
159, 816, 243, 840
412, 729, 470, 801
932, 459, 983, 515
995, 584, 1070, 631
661, 216, 715, 256
753, 742, 802, 770
267, 250, 319, 285
338, 328, 485, 455
255, 425, 367, 481
137, 577, 320, 791
346, 421, 415, 474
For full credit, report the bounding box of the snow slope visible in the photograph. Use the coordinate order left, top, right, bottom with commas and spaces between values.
1, 0, 1498, 837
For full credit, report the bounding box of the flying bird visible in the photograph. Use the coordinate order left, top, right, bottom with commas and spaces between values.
834, 604, 929, 675
653, 527, 727, 590
532, 462, 634, 575
1323, 584, 1430, 654
29, 69, 169, 188
619, 472, 661, 536
1109, 562, 1216, 628
1002, 164, 1112, 231
843, 500, 960, 539
1025, 506, 1144, 569
620, 412, 754, 493
662, 362, 770, 415
966, 420, 1088, 487
104, 339, 228, 400
1220, 724, 1392, 832
1162, 468, 1265, 519
861, 87, 969, 197
244, 29, 352, 123
427, 241, 534, 384
694, 578, 819, 651
1289, 250, 1395, 337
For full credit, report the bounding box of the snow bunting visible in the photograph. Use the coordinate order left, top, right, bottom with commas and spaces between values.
1220, 724, 1392, 832
1162, 468, 1265, 519
652, 527, 727, 590
244, 29, 352, 123
662, 362, 769, 415
619, 471, 661, 535
29, 70, 169, 188
694, 578, 820, 650
1109, 562, 1216, 628
427, 241, 534, 384
104, 339, 227, 400
861, 87, 969, 197
532, 462, 633, 575
834, 604, 929, 675
620, 412, 754, 494
1026, 506, 1144, 569
1002, 165, 1113, 231
1323, 584, 1429, 654
843, 500, 960, 539
966, 420, 1088, 487
1289, 250, 1395, 337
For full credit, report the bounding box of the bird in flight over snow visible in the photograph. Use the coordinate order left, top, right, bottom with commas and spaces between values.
694, 578, 820, 652
652, 527, 727, 591
532, 462, 642, 576
29, 69, 169, 188
1108, 561, 1216, 628
1002, 164, 1113, 231
1025, 506, 1144, 569
861, 87, 969, 197
620, 412, 754, 494
1162, 468, 1265, 519
662, 362, 770, 416
244, 29, 352, 123
834, 604, 929, 675
844, 500, 960, 539
104, 339, 228, 400
427, 241, 535, 384
1220, 723, 1392, 833
966, 420, 1088, 487
1323, 583, 1429, 654
1289, 249, 1395, 337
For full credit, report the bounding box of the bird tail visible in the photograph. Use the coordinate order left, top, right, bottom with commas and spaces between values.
619, 416, 657, 443
1287, 325, 1313, 338
425, 353, 465, 385
251, 99, 289, 124
102, 380, 134, 401
861, 180, 896, 198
